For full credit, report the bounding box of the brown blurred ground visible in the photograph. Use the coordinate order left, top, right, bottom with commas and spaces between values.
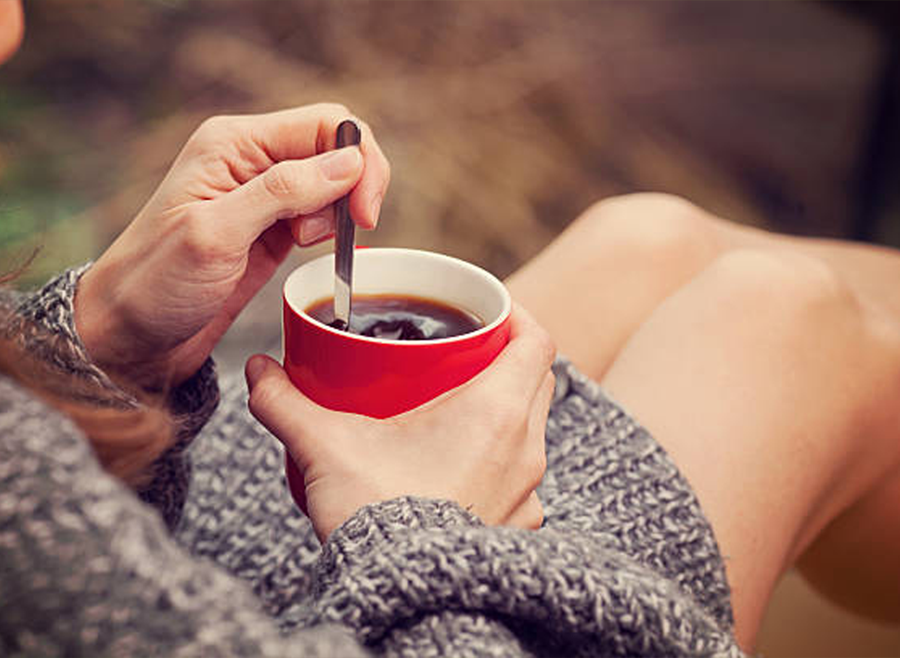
1, 1, 899, 655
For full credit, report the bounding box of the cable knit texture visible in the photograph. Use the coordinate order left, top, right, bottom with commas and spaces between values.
1, 265, 219, 529
0, 267, 742, 657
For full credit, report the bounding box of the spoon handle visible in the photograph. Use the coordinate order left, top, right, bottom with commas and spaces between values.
333, 119, 361, 330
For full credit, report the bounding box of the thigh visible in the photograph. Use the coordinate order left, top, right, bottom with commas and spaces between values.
507, 193, 900, 384
599, 249, 900, 651
797, 462, 900, 623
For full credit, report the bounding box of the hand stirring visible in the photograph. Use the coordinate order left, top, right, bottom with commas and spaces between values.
333, 119, 361, 331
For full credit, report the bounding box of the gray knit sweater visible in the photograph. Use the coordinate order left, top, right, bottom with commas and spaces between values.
0, 268, 742, 657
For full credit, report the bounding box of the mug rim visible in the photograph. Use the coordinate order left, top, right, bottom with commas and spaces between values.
283, 247, 512, 346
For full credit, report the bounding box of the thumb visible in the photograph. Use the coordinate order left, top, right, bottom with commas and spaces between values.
215, 146, 364, 247
244, 354, 329, 470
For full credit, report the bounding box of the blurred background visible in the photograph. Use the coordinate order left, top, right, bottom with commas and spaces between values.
1, 1, 899, 654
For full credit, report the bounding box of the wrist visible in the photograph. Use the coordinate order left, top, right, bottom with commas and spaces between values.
73, 266, 114, 367
74, 266, 168, 394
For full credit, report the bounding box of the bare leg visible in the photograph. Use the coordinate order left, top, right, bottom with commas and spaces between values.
599, 250, 900, 650
507, 193, 900, 645
506, 194, 724, 382
507, 193, 900, 380
796, 462, 900, 624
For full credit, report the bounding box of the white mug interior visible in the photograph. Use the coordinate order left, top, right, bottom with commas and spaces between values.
284, 248, 511, 344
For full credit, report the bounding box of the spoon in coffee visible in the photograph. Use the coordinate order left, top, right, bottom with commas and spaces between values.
332, 119, 362, 331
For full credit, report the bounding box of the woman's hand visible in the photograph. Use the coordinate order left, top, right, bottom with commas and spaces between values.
245, 305, 556, 543
75, 104, 390, 391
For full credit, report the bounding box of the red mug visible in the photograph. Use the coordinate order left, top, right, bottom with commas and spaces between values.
282, 247, 512, 511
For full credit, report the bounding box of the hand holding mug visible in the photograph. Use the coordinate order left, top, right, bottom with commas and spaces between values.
74, 103, 390, 391
246, 305, 556, 543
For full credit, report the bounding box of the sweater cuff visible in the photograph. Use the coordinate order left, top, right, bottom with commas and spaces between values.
8, 264, 220, 527
308, 497, 482, 635
11, 263, 220, 422
326, 496, 483, 560
8, 263, 135, 407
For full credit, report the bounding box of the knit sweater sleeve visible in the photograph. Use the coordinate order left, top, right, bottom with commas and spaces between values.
173, 359, 743, 656
290, 360, 742, 657
0, 375, 370, 658
2, 265, 219, 529
297, 496, 742, 658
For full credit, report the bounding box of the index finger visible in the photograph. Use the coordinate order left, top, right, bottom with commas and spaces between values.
247, 104, 390, 230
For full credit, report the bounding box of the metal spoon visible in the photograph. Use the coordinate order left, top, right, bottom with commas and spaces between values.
333, 119, 361, 331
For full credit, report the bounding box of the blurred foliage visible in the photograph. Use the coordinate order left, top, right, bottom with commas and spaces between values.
0, 6, 898, 655
0, 0, 894, 288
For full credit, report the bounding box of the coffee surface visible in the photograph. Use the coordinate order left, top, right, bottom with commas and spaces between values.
306, 294, 484, 340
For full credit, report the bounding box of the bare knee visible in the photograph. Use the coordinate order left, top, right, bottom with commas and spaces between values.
574, 193, 722, 276
700, 248, 859, 338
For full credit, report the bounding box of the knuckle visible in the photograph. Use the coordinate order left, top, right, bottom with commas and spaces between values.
176, 207, 230, 264
317, 102, 351, 117
176, 208, 212, 258
263, 161, 307, 201
491, 397, 528, 435
191, 115, 239, 148
518, 327, 556, 374
310, 103, 353, 153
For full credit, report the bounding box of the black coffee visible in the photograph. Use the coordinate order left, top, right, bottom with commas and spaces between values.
305, 294, 484, 340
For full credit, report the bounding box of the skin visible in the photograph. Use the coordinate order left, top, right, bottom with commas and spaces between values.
0, 0, 24, 65
7, 7, 898, 650
507, 194, 900, 649
1, 0, 551, 537
69, 108, 553, 533
74, 105, 391, 391
246, 305, 555, 543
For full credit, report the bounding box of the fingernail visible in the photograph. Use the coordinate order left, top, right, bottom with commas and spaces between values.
369, 193, 383, 227
298, 213, 332, 245
319, 146, 362, 181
